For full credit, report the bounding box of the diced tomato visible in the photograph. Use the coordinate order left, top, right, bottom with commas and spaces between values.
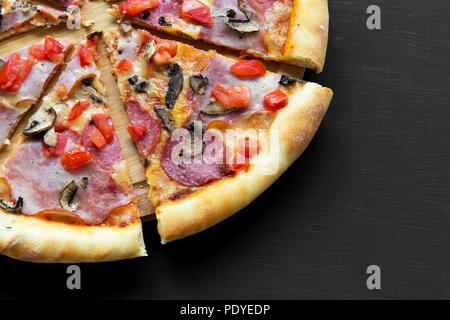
43, 134, 69, 157
28, 44, 46, 61
211, 84, 231, 106
116, 59, 133, 72
156, 39, 178, 57
211, 84, 252, 108
79, 44, 96, 67
263, 89, 289, 112
127, 122, 148, 141
44, 37, 65, 63
230, 60, 266, 77
227, 85, 252, 108
180, 0, 214, 24
119, 0, 160, 16
56, 84, 68, 99
152, 50, 172, 65
68, 101, 90, 121
0, 53, 34, 93
90, 127, 107, 149
60, 146, 93, 171
91, 114, 114, 143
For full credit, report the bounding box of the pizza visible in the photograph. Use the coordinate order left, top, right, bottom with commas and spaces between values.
109, 0, 329, 72
46, 0, 83, 9
0, 0, 68, 41
0, 36, 72, 151
104, 26, 332, 243
0, 33, 146, 262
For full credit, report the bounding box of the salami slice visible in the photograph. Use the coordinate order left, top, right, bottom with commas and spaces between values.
161, 130, 228, 187
3, 138, 135, 225
81, 120, 123, 172
126, 99, 162, 159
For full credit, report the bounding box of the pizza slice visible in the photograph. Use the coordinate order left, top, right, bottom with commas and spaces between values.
0, 33, 146, 262
0, 0, 68, 41
0, 36, 72, 151
109, 0, 328, 72
45, 0, 83, 9
104, 26, 332, 243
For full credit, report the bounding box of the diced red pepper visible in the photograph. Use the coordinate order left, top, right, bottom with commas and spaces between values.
91, 114, 114, 143
68, 101, 90, 121
116, 59, 133, 72
42, 134, 69, 157
180, 0, 214, 24
119, 0, 160, 16
263, 89, 289, 112
127, 122, 148, 141
0, 53, 34, 93
90, 127, 107, 149
230, 60, 266, 77
60, 146, 93, 171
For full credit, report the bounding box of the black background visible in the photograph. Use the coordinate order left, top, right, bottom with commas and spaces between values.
2, 0, 450, 300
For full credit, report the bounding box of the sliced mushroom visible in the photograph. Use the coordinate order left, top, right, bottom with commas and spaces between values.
75, 84, 106, 104
201, 100, 237, 116
0, 59, 5, 70
44, 127, 57, 147
143, 40, 157, 62
154, 105, 175, 132
80, 177, 89, 189
225, 0, 260, 33
81, 77, 94, 86
0, 197, 23, 213
59, 180, 79, 212
23, 107, 57, 136
180, 138, 205, 158
165, 64, 183, 109
189, 75, 209, 95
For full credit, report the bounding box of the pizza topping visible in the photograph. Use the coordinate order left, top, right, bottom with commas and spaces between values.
158, 16, 172, 27
90, 127, 107, 149
58, 179, 78, 212
263, 89, 289, 112
135, 80, 148, 93
189, 75, 208, 94
61, 146, 93, 171
43, 127, 57, 147
211, 84, 252, 108
81, 77, 94, 86
77, 84, 106, 104
201, 100, 237, 116
154, 105, 175, 132
165, 64, 183, 109
180, 0, 214, 25
143, 40, 157, 61
127, 75, 138, 85
0, 197, 23, 213
43, 133, 68, 157
0, 52, 34, 93
0, 59, 5, 70
279, 75, 297, 85
23, 107, 57, 136
152, 50, 172, 65
79, 44, 97, 67
80, 177, 89, 189
230, 60, 266, 77
180, 137, 205, 158
68, 101, 90, 121
161, 131, 227, 187
43, 37, 65, 64
119, 21, 133, 34
127, 122, 148, 141
224, 0, 260, 33
126, 99, 161, 158
141, 10, 151, 19
116, 59, 133, 72
119, 0, 160, 16
91, 114, 114, 143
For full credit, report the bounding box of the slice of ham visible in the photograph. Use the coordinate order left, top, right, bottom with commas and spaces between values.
188, 55, 281, 124
45, 0, 83, 9
126, 99, 161, 159
3, 138, 135, 225
0, 104, 18, 148
0, 3, 67, 39
54, 55, 97, 97
161, 130, 228, 187
81, 120, 123, 172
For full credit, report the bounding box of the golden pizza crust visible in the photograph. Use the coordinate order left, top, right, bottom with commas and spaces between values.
0, 203, 146, 263
156, 81, 333, 243
282, 0, 329, 72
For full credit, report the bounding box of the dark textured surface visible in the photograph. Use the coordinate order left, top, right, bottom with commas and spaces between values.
1, 0, 450, 299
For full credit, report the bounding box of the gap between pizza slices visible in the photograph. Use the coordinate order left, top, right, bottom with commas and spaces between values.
109, 0, 329, 72
104, 26, 333, 243
0, 33, 146, 263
